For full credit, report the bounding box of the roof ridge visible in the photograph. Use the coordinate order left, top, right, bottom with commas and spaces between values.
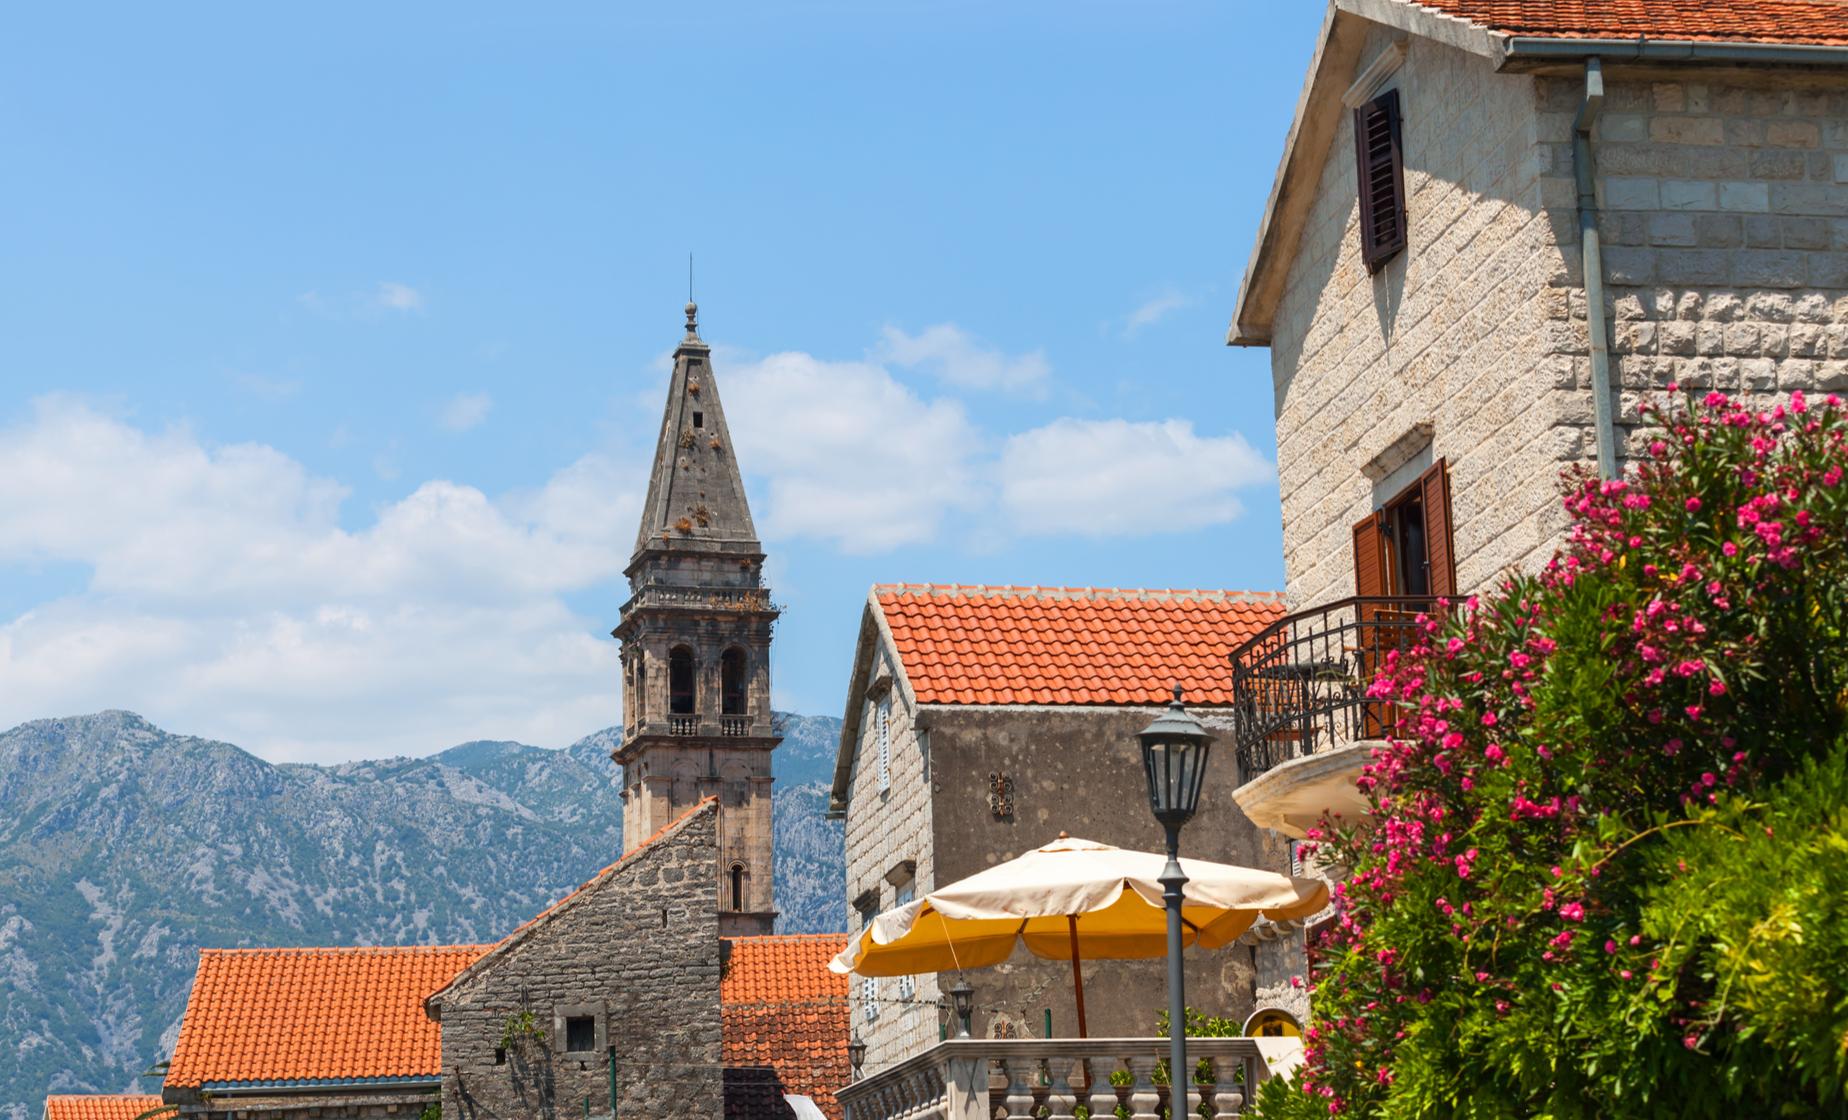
723, 932, 848, 943
872, 583, 1286, 602
199, 944, 493, 956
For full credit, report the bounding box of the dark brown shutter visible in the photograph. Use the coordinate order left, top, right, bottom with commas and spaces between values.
1418, 458, 1456, 598
1353, 511, 1386, 598
1353, 88, 1407, 273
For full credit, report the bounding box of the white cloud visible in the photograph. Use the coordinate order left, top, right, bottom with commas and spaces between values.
721, 352, 984, 552
997, 417, 1272, 536
0, 397, 638, 763
876, 323, 1050, 394
375, 282, 424, 312
438, 391, 493, 432
1122, 290, 1191, 337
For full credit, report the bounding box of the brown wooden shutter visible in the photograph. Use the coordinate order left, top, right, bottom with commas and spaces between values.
1353, 511, 1386, 598
1418, 458, 1456, 598
1353, 88, 1407, 273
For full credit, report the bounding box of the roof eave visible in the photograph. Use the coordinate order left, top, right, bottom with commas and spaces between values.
1229, 0, 1506, 349
1498, 35, 1848, 70
827, 592, 922, 813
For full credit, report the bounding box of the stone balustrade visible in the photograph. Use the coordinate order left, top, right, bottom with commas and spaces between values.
837, 1037, 1278, 1120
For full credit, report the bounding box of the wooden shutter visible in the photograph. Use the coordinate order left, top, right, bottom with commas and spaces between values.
1353, 88, 1407, 273
1353, 511, 1386, 597
1418, 458, 1456, 597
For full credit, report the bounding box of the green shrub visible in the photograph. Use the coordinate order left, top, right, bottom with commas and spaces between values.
1255, 390, 1848, 1118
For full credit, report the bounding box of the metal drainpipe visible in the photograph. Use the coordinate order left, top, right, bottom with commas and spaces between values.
607, 1046, 618, 1118
1573, 58, 1618, 480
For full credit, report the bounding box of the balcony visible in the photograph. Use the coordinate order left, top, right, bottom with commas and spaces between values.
1228, 596, 1434, 838
720, 715, 751, 737
617, 584, 781, 626
837, 1037, 1292, 1120
667, 715, 699, 736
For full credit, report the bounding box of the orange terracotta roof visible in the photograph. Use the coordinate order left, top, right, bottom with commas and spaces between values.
43, 1097, 165, 1120
1413, 0, 1848, 46
722, 935, 850, 1120
164, 945, 489, 1088
874, 585, 1285, 707
427, 798, 719, 1009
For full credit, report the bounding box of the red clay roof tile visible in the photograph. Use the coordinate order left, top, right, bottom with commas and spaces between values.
722, 935, 850, 1120
874, 585, 1284, 707
164, 945, 490, 1088
1413, 0, 1848, 46
43, 1097, 165, 1120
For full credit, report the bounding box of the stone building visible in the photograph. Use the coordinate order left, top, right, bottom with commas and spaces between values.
615, 301, 782, 937
826, 584, 1288, 1071
133, 307, 849, 1120
427, 800, 725, 1120
152, 801, 849, 1120
1231, 0, 1848, 612
1218, 0, 1848, 1025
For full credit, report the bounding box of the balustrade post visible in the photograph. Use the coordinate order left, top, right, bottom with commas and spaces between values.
1043, 1056, 1078, 1120
1000, 1056, 1037, 1119
1086, 1060, 1122, 1120
1125, 1055, 1161, 1120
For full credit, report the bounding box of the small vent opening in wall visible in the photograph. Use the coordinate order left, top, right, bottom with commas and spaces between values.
693, 411, 704, 428
565, 1015, 595, 1053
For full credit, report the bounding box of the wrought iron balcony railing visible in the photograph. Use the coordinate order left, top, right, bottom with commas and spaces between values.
1229, 596, 1437, 778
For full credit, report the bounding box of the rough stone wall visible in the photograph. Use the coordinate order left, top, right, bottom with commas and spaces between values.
1547, 71, 1848, 459
435, 804, 723, 1120
841, 643, 939, 1073
1270, 28, 1572, 608
925, 707, 1278, 1051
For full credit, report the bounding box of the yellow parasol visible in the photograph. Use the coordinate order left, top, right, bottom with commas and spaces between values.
830, 834, 1327, 1036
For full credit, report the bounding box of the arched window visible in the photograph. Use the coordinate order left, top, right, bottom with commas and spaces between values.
729, 863, 745, 911
669, 646, 696, 714
721, 647, 748, 715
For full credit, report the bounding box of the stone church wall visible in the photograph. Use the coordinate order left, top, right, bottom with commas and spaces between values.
433, 803, 723, 1120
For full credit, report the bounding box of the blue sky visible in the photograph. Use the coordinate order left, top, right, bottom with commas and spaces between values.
0, 1, 1324, 762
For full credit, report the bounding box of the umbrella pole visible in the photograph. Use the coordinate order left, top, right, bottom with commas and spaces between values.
1066, 914, 1089, 1039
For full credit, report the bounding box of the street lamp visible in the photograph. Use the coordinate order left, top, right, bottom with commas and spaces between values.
946, 978, 975, 1039
1137, 685, 1213, 1111
847, 1033, 867, 1080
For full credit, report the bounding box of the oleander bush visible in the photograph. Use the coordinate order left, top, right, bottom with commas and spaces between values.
1254, 390, 1848, 1119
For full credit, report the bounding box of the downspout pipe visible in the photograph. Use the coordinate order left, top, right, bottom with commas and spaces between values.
1572, 58, 1618, 480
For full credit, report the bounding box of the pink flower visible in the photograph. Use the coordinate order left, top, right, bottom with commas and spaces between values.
1559, 902, 1585, 922
1685, 497, 1702, 512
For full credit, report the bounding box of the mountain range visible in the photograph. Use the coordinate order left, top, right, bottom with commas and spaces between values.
0, 709, 846, 1120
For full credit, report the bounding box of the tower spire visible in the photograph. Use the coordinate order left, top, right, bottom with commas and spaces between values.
631, 300, 756, 562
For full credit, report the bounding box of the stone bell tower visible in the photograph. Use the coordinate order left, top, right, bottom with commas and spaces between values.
613, 302, 780, 936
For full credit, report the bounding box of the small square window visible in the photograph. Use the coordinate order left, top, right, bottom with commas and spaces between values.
565, 1015, 596, 1053
693, 411, 704, 428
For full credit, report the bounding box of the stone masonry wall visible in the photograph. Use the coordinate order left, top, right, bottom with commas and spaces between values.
927, 706, 1279, 1048
841, 643, 938, 1074
1271, 28, 1573, 610
435, 803, 723, 1120
1539, 70, 1848, 461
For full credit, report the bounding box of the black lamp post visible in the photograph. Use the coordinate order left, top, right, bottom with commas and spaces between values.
1137, 685, 1213, 1109
946, 978, 975, 1039
847, 1033, 867, 1080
